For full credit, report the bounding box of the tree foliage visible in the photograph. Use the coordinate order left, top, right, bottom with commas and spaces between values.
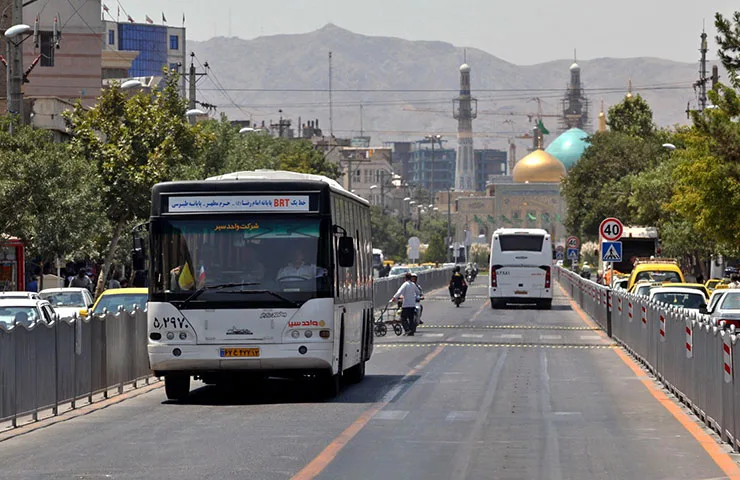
606, 94, 655, 138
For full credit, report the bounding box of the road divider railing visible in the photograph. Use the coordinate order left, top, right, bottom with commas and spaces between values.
0, 267, 453, 430
555, 267, 740, 452
0, 307, 151, 429
373, 267, 453, 308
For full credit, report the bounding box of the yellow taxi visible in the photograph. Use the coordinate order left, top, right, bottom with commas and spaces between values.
79, 288, 148, 317
627, 258, 685, 291
705, 278, 729, 292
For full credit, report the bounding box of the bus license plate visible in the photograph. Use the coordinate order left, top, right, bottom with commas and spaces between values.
220, 348, 260, 358
515, 290, 528, 295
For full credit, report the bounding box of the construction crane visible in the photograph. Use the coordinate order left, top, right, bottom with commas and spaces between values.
403, 104, 560, 124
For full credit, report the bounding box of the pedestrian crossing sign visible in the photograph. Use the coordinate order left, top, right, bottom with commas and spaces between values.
601, 241, 622, 262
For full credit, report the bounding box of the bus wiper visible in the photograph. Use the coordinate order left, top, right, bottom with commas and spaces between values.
225, 289, 301, 308
179, 282, 261, 308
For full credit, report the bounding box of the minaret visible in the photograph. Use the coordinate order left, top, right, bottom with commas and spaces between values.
559, 50, 590, 132
598, 100, 607, 132
453, 63, 477, 191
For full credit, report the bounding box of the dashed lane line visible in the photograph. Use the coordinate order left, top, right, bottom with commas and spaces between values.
375, 342, 617, 349
417, 325, 597, 330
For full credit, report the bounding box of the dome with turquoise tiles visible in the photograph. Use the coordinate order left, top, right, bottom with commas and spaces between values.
545, 128, 589, 170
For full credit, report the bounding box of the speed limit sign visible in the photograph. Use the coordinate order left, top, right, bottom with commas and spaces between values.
600, 217, 624, 241
566, 236, 579, 249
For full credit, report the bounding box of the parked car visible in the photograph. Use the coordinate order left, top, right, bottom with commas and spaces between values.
701, 290, 740, 329
0, 298, 58, 328
0, 291, 41, 300
649, 287, 707, 314
39, 287, 94, 319
79, 288, 148, 317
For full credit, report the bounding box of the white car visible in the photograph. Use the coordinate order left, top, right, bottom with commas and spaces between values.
649, 287, 707, 314
0, 291, 41, 300
39, 287, 94, 319
0, 298, 58, 328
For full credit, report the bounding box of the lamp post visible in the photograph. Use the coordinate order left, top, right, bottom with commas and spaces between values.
5, 23, 32, 132
447, 188, 454, 262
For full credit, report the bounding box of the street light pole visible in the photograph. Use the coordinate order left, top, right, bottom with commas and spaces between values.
447, 188, 453, 263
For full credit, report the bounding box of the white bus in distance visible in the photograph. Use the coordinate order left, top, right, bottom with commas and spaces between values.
489, 228, 553, 309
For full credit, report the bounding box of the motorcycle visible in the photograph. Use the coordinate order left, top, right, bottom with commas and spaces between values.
453, 288, 464, 307
465, 271, 476, 283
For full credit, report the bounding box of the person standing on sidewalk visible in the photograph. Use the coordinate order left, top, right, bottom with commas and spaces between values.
391, 273, 419, 336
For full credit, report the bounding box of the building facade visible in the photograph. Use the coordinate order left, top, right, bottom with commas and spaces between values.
103, 20, 186, 91
475, 149, 507, 190
21, 0, 103, 106
409, 147, 456, 194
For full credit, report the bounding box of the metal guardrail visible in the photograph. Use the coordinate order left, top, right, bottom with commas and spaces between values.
0, 268, 453, 429
556, 267, 740, 452
0, 308, 152, 428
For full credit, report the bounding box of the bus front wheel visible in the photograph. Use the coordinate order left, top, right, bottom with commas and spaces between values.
345, 360, 366, 384
164, 374, 190, 401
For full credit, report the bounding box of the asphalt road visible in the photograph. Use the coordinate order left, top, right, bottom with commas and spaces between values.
0, 282, 735, 479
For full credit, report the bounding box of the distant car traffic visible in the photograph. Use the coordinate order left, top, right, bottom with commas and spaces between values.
0, 298, 58, 328
39, 287, 94, 319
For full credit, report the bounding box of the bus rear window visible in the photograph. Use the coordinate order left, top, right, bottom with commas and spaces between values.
498, 235, 544, 252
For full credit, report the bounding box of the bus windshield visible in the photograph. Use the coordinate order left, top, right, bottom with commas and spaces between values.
152, 216, 332, 305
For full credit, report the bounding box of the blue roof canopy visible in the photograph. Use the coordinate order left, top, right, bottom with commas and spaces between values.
545, 128, 589, 170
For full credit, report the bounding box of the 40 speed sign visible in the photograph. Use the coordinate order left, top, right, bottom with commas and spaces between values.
599, 217, 623, 241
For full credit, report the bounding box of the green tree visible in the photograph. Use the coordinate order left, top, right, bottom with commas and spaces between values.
0, 118, 100, 275
562, 130, 669, 239
65, 74, 203, 296
422, 232, 446, 263
606, 94, 655, 138
370, 206, 406, 261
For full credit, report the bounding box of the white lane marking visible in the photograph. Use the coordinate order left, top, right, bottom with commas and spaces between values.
446, 411, 478, 421
500, 333, 522, 339
460, 334, 484, 339
580, 335, 602, 340
421, 333, 444, 338
373, 410, 409, 421
540, 334, 562, 340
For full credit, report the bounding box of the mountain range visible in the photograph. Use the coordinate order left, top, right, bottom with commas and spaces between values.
190, 24, 718, 151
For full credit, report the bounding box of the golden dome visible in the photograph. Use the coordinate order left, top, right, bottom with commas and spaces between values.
512, 149, 566, 183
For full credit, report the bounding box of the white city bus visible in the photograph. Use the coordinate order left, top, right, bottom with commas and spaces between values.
489, 228, 553, 309
139, 170, 374, 400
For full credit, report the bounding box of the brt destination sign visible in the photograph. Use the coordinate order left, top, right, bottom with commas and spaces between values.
168, 195, 310, 213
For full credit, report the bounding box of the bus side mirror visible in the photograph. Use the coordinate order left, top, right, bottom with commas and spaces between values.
337, 236, 355, 268
132, 237, 146, 271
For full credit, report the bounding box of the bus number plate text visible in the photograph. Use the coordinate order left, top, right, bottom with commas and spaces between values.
220, 348, 260, 358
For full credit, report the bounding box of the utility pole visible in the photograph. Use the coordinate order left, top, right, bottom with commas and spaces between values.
187, 52, 208, 110
7, 0, 24, 127
328, 51, 333, 137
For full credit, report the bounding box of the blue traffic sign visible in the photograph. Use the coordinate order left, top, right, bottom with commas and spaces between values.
567, 248, 579, 260
556, 252, 564, 260
601, 241, 623, 262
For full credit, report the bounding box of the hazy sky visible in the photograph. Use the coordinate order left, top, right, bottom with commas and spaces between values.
111, 0, 738, 65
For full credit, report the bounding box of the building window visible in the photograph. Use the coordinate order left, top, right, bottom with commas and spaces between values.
40, 31, 54, 67
169, 34, 179, 50
108, 29, 115, 45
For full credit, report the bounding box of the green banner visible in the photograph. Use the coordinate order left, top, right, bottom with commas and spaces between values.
527, 212, 537, 221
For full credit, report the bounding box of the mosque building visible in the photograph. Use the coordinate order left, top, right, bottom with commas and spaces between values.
443, 56, 608, 250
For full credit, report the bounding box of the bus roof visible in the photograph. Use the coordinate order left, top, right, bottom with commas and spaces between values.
493, 228, 550, 236
622, 226, 658, 238
205, 170, 368, 205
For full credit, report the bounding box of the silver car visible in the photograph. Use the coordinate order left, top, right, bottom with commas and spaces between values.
0, 298, 58, 329
701, 290, 740, 329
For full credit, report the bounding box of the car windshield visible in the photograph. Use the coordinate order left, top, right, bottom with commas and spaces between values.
720, 293, 740, 310
152, 216, 331, 305
0, 306, 39, 327
653, 292, 706, 309
40, 291, 85, 307
636, 285, 651, 296
92, 294, 147, 314
635, 270, 681, 283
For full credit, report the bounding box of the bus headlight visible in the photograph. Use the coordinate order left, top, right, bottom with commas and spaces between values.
166, 332, 175, 340
290, 330, 300, 339
319, 330, 331, 339
304, 330, 313, 338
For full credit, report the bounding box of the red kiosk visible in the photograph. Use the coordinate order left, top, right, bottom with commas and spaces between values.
0, 236, 25, 291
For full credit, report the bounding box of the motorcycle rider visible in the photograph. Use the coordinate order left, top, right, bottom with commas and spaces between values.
410, 272, 424, 324
449, 266, 468, 302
